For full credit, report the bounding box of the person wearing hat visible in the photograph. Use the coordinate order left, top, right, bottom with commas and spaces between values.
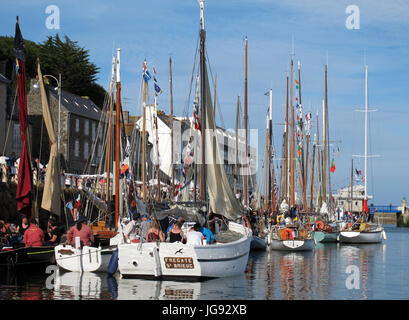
66, 216, 94, 247
23, 219, 44, 247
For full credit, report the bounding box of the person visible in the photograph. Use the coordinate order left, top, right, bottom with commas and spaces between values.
106, 196, 115, 229
284, 214, 293, 226
123, 213, 140, 243
139, 215, 150, 239
166, 216, 184, 234
44, 218, 62, 245
65, 199, 75, 226
128, 200, 137, 219
67, 216, 94, 247
199, 225, 215, 244
368, 205, 377, 223
168, 221, 185, 243
185, 223, 204, 246
145, 218, 164, 242
23, 219, 44, 247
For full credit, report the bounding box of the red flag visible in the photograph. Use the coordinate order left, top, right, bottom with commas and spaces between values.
14, 17, 32, 219
330, 158, 336, 173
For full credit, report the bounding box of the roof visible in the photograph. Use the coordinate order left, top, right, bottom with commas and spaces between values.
48, 88, 102, 121
0, 73, 11, 84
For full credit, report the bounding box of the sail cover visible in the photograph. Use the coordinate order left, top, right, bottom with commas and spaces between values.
37, 61, 61, 216
203, 64, 245, 220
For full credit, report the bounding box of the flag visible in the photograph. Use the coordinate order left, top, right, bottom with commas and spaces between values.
305, 112, 312, 121
154, 82, 162, 95
142, 60, 151, 82
295, 80, 299, 85
193, 100, 200, 131
330, 158, 336, 173
14, 17, 32, 219
75, 192, 81, 207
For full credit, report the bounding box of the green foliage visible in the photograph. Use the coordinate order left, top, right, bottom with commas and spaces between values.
0, 34, 106, 108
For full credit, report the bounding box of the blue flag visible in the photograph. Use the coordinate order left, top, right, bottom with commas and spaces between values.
143, 70, 151, 82
154, 83, 162, 94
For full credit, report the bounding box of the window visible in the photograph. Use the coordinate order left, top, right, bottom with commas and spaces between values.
84, 141, 89, 159
84, 120, 89, 136
75, 118, 80, 133
12, 123, 22, 154
74, 139, 79, 157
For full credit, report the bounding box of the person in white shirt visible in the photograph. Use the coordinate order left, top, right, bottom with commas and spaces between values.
123, 213, 140, 243
185, 223, 204, 246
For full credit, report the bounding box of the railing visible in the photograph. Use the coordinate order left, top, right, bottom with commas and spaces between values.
372, 205, 400, 213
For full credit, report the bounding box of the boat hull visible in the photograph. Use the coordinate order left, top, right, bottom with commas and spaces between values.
0, 245, 56, 267
250, 236, 267, 250
338, 229, 384, 244
55, 244, 114, 272
314, 231, 339, 243
269, 239, 314, 251
118, 222, 252, 279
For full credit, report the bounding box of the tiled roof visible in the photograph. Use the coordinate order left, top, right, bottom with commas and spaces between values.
48, 88, 102, 121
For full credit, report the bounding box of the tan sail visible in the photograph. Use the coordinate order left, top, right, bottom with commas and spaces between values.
37, 60, 61, 216
203, 63, 245, 220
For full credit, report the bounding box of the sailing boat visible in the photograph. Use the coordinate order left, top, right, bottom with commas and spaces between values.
268, 58, 314, 251
54, 50, 123, 272
117, 0, 252, 279
339, 65, 385, 244
313, 65, 341, 243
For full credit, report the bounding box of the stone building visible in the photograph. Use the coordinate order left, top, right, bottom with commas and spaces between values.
27, 80, 104, 174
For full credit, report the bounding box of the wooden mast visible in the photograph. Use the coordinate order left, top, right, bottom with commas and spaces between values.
106, 56, 115, 201
243, 37, 249, 207
290, 58, 295, 207
298, 61, 307, 212
142, 62, 147, 202
114, 48, 121, 229
199, 0, 207, 209
309, 135, 316, 213
322, 65, 328, 203
284, 74, 289, 203
268, 89, 276, 211
235, 96, 240, 196
169, 57, 175, 199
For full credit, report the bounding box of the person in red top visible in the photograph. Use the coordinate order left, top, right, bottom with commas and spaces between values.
67, 216, 94, 247
23, 219, 44, 247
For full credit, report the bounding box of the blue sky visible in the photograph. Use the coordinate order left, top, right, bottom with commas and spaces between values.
1, 0, 409, 205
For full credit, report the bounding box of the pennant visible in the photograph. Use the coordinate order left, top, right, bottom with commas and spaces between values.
295, 79, 299, 85
330, 158, 336, 173
75, 192, 81, 207
154, 82, 162, 95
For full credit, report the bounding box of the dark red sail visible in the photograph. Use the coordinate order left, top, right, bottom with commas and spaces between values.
14, 17, 32, 219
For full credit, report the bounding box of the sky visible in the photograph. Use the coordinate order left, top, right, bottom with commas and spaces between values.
1, 0, 409, 205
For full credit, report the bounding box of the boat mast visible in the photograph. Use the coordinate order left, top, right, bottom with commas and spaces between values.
106, 56, 115, 201
235, 96, 240, 196
350, 158, 354, 212
322, 65, 328, 204
115, 48, 121, 229
169, 57, 175, 199
284, 74, 289, 203
290, 58, 295, 207
142, 63, 147, 202
309, 134, 316, 213
243, 37, 249, 207
268, 89, 276, 211
364, 65, 368, 209
265, 113, 269, 211
199, 0, 207, 209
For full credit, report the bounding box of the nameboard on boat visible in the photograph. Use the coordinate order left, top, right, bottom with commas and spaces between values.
58, 249, 75, 255
164, 257, 194, 269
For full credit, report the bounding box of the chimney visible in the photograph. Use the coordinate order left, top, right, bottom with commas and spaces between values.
0, 60, 6, 76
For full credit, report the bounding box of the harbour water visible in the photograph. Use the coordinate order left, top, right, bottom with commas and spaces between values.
0, 225, 408, 300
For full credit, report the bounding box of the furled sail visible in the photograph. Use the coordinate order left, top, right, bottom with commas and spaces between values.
37, 60, 61, 216
203, 64, 245, 220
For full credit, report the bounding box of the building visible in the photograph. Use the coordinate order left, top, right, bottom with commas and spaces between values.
27, 80, 104, 174
333, 184, 373, 213
136, 105, 257, 193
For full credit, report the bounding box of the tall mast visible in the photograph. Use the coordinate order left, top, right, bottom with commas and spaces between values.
114, 48, 121, 229
213, 74, 217, 121
309, 134, 316, 213
142, 62, 147, 202
235, 96, 240, 196
284, 74, 289, 203
350, 158, 354, 212
265, 114, 269, 210
106, 56, 115, 201
169, 57, 174, 198
268, 89, 276, 211
322, 65, 328, 203
364, 65, 368, 202
298, 61, 307, 211
316, 111, 322, 208
199, 0, 207, 208
290, 59, 295, 207
244, 37, 249, 207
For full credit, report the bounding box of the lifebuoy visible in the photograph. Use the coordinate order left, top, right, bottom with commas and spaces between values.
277, 215, 284, 224
315, 220, 325, 231
282, 228, 294, 240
